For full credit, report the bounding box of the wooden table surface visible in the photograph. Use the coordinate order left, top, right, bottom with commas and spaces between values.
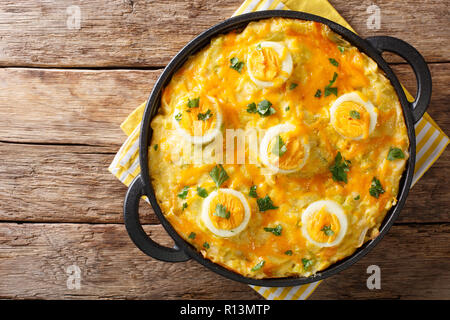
0, 0, 449, 300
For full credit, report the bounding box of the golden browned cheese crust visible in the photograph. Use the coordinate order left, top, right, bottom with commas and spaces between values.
148, 18, 409, 279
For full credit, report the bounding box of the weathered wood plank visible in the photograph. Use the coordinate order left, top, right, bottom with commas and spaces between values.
0, 143, 158, 224
0, 68, 161, 146
0, 0, 447, 68
399, 150, 449, 224
0, 222, 447, 299
0, 0, 241, 68
0, 223, 261, 300
0, 64, 448, 146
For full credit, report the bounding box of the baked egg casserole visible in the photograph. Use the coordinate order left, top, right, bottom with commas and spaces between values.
149, 18, 409, 279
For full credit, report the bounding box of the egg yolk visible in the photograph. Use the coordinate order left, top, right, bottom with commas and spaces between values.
333, 101, 370, 139
248, 46, 285, 82
306, 207, 341, 244
266, 131, 306, 171
177, 98, 217, 136
208, 192, 245, 230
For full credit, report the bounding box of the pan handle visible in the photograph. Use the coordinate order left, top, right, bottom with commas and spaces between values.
124, 175, 190, 262
366, 36, 431, 124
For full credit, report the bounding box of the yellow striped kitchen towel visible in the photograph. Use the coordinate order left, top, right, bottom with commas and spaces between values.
109, 0, 449, 300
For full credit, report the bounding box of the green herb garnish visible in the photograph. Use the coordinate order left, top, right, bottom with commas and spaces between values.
175, 113, 182, 121
214, 203, 231, 219
289, 83, 298, 90
196, 187, 208, 198
321, 225, 335, 236
209, 164, 229, 188
197, 109, 212, 121
369, 177, 385, 198
187, 97, 200, 108
249, 185, 258, 198
324, 72, 338, 97
314, 89, 322, 98
264, 224, 282, 236
251, 260, 265, 271
350, 110, 361, 119
257, 99, 276, 117
387, 147, 405, 161
285, 106, 290, 112
188, 232, 196, 239
284, 250, 293, 256
257, 195, 279, 212
153, 144, 158, 151
256, 43, 262, 50
177, 186, 189, 199
271, 135, 287, 157
329, 58, 339, 67
182, 202, 188, 211
329, 151, 351, 183
230, 57, 244, 73
302, 258, 313, 270
203, 242, 210, 249
338, 46, 345, 53
324, 86, 338, 97
329, 71, 338, 84
246, 102, 257, 113
354, 195, 360, 200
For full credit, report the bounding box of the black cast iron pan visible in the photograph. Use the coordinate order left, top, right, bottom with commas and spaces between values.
123, 10, 431, 287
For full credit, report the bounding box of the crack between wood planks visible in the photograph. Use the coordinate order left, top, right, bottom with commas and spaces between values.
0, 139, 117, 153
0, 61, 448, 71
0, 220, 160, 226
0, 65, 165, 71
0, 220, 447, 226
388, 60, 450, 65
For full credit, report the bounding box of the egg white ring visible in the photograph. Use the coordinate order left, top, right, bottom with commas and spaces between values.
201, 189, 251, 238
329, 92, 378, 140
173, 95, 222, 145
247, 41, 293, 88
259, 123, 310, 174
301, 200, 348, 248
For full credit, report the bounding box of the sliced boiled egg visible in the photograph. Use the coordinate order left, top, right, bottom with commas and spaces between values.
301, 200, 348, 247
330, 92, 378, 140
259, 123, 310, 174
247, 41, 293, 88
173, 95, 222, 145
201, 188, 251, 237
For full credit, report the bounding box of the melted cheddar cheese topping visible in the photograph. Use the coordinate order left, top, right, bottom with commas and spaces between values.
149, 18, 409, 279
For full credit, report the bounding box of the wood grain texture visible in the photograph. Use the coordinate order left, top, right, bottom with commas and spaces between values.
0, 0, 447, 68
0, 64, 448, 146
0, 0, 242, 68
0, 68, 160, 146
0, 142, 448, 224
0, 222, 447, 299
0, 223, 261, 300
0, 142, 158, 224
330, 0, 450, 63
310, 223, 450, 299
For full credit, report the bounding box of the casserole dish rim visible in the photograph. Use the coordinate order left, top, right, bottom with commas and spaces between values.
124, 10, 431, 287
